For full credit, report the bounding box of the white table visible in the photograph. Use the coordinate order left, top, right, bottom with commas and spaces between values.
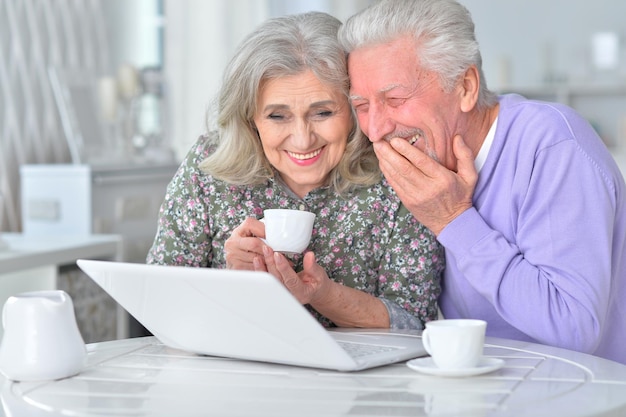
0, 233, 122, 339
2, 332, 625, 416
0, 233, 122, 275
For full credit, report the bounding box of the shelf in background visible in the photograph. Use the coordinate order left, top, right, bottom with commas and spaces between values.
498, 84, 626, 150
500, 83, 626, 99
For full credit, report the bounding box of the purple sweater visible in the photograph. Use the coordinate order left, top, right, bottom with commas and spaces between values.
438, 94, 626, 364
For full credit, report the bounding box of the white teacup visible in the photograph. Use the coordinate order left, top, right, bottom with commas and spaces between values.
421, 319, 486, 370
263, 209, 315, 254
0, 290, 87, 381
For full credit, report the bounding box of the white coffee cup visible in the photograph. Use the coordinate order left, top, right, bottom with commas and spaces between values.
421, 319, 486, 370
0, 290, 87, 381
263, 209, 315, 254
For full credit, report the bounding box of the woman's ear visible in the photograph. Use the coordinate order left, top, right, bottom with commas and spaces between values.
459, 65, 479, 113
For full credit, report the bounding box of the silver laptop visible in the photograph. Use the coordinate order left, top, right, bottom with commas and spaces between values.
76, 259, 426, 371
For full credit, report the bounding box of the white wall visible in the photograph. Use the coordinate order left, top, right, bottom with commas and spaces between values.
164, 0, 270, 160
163, 0, 374, 160
459, 0, 626, 148
101, 0, 162, 72
459, 0, 626, 89
161, 1, 626, 160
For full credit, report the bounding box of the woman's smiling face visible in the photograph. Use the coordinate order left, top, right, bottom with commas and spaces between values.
253, 70, 352, 198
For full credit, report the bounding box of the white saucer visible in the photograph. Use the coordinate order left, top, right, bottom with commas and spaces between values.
406, 357, 505, 377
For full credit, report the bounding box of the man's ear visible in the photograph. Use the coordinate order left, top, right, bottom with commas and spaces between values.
459, 65, 479, 113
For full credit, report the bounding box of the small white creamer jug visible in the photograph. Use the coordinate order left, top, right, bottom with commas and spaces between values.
0, 290, 87, 381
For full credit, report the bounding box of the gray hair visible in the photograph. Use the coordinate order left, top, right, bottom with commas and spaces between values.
338, 0, 498, 109
200, 11, 380, 195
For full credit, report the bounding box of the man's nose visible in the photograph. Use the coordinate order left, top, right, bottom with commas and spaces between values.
364, 103, 393, 143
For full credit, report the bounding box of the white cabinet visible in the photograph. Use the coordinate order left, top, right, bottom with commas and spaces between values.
20, 163, 178, 263
20, 163, 178, 339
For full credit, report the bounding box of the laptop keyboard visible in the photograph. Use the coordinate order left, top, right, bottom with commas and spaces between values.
337, 340, 402, 358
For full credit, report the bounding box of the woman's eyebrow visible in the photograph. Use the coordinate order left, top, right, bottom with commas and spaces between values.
309, 100, 336, 108
261, 103, 289, 112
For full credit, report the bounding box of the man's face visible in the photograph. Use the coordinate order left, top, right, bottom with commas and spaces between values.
347, 34, 463, 171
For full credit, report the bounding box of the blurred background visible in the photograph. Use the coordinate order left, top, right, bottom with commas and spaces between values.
2, 0, 626, 234
1, 0, 625, 341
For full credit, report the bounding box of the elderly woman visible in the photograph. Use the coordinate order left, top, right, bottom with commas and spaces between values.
147, 11, 444, 330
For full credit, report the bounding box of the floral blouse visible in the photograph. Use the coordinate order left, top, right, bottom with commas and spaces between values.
147, 134, 444, 328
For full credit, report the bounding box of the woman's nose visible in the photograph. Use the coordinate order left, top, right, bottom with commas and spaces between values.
291, 118, 314, 148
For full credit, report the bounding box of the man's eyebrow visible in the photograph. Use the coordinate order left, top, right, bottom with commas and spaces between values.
349, 84, 407, 101
380, 83, 404, 93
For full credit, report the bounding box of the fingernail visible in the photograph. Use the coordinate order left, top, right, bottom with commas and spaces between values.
263, 245, 271, 256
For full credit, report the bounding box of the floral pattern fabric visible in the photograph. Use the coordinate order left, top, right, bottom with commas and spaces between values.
147, 134, 444, 328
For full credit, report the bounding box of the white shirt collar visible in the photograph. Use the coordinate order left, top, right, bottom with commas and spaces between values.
474, 116, 498, 172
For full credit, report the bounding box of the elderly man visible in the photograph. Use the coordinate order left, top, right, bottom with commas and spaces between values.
339, 0, 626, 364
